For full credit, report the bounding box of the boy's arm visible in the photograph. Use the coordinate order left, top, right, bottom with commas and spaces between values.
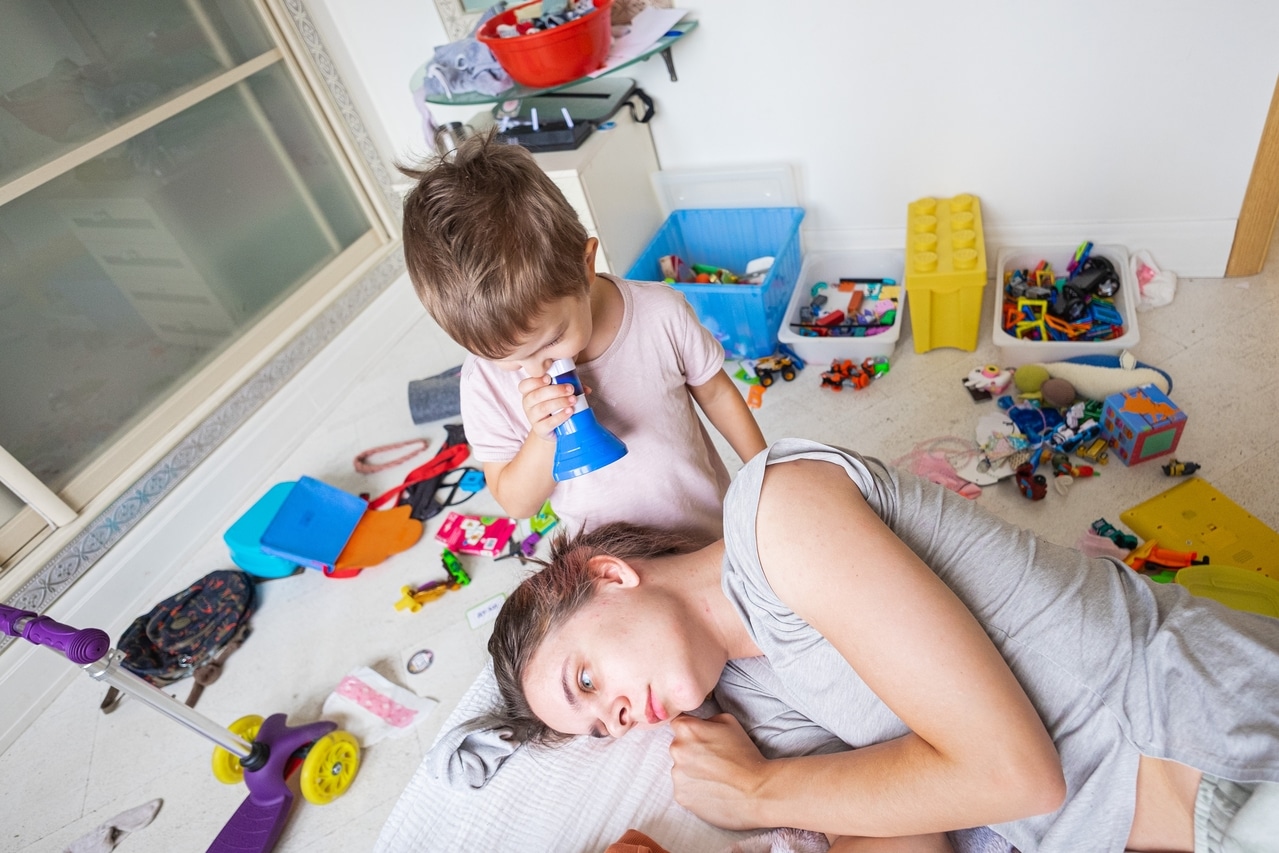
688, 369, 767, 463
480, 440, 557, 520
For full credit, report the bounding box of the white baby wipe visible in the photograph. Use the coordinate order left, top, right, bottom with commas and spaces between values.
322, 665, 438, 746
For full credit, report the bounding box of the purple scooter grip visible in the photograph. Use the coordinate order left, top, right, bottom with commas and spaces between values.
0, 604, 110, 664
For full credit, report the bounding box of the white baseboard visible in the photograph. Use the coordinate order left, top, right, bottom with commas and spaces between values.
803, 218, 1239, 279
0, 275, 435, 754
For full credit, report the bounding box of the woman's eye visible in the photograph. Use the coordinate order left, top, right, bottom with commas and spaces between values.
578, 670, 594, 692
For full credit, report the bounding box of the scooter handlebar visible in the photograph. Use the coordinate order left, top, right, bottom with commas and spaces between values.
0, 604, 110, 665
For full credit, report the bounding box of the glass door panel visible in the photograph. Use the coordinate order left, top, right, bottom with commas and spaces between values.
0, 62, 373, 498
0, 0, 274, 184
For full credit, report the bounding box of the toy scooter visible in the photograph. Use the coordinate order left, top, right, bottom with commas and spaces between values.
0, 603, 359, 853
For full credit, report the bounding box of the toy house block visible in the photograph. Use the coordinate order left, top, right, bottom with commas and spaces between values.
1101, 384, 1186, 466
903, 193, 988, 353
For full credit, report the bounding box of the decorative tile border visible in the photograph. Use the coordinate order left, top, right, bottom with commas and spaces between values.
0, 0, 404, 650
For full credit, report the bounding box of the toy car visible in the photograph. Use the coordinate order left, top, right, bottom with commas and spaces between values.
862, 356, 891, 379
1075, 437, 1110, 465
821, 359, 871, 391
1092, 518, 1138, 551
753, 355, 798, 387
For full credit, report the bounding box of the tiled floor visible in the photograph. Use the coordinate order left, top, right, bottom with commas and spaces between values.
4, 239, 1278, 853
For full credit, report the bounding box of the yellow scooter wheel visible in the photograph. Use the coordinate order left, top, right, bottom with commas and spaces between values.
211, 714, 265, 784
299, 730, 360, 805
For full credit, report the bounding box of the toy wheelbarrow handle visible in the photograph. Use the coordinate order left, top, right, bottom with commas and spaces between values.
0, 603, 110, 665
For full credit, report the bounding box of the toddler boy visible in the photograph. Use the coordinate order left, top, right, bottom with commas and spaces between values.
400, 134, 766, 543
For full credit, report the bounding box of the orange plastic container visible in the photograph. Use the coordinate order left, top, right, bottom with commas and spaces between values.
478, 0, 614, 89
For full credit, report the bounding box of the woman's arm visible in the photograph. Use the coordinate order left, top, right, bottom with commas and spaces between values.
688, 369, 767, 463
672, 458, 1066, 837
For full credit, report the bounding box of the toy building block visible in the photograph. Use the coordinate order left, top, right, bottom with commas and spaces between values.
903, 194, 988, 353
529, 500, 559, 535
1101, 383, 1186, 466
440, 547, 471, 586
396, 550, 470, 613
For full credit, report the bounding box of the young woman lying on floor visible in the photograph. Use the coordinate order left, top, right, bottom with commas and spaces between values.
484, 439, 1279, 853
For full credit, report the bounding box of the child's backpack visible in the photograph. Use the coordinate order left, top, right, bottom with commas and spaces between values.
100, 569, 255, 713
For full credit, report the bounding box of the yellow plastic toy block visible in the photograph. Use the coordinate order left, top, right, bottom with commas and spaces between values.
904, 193, 988, 352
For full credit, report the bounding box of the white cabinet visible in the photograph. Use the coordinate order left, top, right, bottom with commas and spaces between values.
530, 111, 663, 276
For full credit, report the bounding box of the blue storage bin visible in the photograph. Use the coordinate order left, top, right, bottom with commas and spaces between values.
626, 207, 805, 359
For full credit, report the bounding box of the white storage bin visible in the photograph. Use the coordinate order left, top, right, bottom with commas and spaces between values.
776, 249, 906, 364
992, 244, 1140, 367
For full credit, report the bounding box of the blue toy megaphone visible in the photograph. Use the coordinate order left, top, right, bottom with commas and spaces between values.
547, 358, 627, 481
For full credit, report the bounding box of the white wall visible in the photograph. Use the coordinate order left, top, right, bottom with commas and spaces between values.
308, 0, 1279, 277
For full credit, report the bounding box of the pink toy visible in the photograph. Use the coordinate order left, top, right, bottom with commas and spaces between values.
435, 511, 517, 557
963, 364, 1015, 398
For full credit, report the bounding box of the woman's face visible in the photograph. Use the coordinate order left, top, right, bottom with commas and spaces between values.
522, 567, 719, 739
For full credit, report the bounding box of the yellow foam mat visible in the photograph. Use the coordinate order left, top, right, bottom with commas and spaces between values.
1120, 477, 1279, 581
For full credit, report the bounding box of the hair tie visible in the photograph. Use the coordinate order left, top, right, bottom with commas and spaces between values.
354, 438, 431, 474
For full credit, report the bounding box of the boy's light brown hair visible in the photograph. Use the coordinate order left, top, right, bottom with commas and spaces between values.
400, 132, 592, 359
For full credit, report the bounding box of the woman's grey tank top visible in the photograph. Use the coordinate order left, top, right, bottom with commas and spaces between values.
715, 439, 1279, 852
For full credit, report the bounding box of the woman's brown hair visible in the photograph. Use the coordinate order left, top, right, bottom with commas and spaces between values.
481, 522, 699, 745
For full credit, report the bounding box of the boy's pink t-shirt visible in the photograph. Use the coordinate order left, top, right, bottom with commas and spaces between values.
459, 276, 731, 544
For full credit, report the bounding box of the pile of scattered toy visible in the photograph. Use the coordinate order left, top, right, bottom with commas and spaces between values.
735, 344, 896, 409
820, 356, 890, 391
659, 254, 773, 285
957, 353, 1194, 503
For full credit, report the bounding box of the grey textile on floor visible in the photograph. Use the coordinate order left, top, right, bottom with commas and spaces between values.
407, 365, 462, 424
427, 711, 520, 789
65, 799, 162, 853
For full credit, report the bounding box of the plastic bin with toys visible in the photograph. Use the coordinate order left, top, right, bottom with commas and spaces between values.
627, 206, 805, 359
776, 249, 906, 364
992, 243, 1140, 367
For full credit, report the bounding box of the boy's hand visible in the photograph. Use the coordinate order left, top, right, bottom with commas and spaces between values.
518, 374, 578, 440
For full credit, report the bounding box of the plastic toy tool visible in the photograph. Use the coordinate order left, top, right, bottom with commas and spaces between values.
547, 357, 627, 480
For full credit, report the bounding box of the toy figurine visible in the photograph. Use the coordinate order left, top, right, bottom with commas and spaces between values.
963, 364, 1015, 401
1014, 463, 1048, 501
1161, 458, 1201, 477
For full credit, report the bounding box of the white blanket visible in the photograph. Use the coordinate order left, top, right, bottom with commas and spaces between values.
374, 661, 748, 853
377, 661, 1011, 853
